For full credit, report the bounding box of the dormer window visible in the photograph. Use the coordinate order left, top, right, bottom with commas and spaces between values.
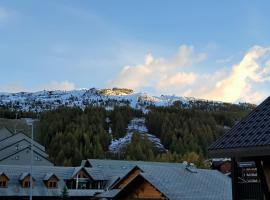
0, 172, 9, 188
0, 180, 7, 187
23, 181, 30, 188
19, 173, 35, 188
43, 173, 59, 189
65, 167, 97, 189
35, 156, 41, 161
14, 156, 19, 160
48, 181, 57, 188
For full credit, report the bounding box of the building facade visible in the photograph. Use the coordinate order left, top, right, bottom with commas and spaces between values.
0, 127, 53, 166
209, 96, 270, 200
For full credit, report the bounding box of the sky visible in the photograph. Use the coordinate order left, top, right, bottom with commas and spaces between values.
0, 0, 270, 103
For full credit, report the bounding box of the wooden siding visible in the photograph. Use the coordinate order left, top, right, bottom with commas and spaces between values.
21, 176, 35, 188
73, 169, 91, 179
0, 174, 8, 187
116, 175, 167, 200
45, 176, 58, 188
114, 168, 141, 189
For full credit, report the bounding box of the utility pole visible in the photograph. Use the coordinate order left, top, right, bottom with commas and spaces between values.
30, 121, 33, 200
25, 118, 35, 200
14, 113, 18, 133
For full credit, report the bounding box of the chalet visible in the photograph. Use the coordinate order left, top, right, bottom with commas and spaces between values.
0, 159, 232, 200
209, 96, 270, 200
0, 129, 53, 166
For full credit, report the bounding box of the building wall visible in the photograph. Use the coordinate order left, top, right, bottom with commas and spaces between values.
114, 168, 141, 189
117, 178, 166, 200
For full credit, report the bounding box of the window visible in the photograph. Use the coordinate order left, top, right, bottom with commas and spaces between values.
53, 182, 57, 188
0, 174, 9, 188
35, 156, 41, 161
23, 181, 30, 188
0, 180, 7, 188
21, 177, 35, 188
48, 181, 58, 188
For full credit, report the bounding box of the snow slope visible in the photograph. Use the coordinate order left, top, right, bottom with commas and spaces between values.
0, 87, 249, 112
109, 117, 167, 153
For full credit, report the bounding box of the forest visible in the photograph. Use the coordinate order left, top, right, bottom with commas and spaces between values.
0, 103, 252, 167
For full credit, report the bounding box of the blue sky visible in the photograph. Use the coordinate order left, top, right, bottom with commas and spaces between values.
0, 0, 270, 103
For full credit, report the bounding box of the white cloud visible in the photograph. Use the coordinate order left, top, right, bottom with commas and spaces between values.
110, 45, 206, 91
39, 81, 75, 91
157, 72, 197, 90
200, 46, 270, 103
111, 45, 270, 103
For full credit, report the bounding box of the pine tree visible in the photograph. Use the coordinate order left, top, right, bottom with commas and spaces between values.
61, 185, 69, 199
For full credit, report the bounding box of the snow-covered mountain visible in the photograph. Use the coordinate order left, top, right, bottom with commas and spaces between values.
0, 87, 253, 112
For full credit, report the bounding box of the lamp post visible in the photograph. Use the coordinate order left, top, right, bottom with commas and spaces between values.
25, 118, 36, 200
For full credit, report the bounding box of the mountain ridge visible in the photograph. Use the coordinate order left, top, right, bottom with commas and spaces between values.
0, 87, 255, 112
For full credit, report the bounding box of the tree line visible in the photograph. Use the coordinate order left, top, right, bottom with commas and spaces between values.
0, 103, 251, 167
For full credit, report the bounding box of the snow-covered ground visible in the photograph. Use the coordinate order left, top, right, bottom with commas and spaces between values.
0, 87, 253, 113
109, 117, 167, 153
0, 88, 189, 112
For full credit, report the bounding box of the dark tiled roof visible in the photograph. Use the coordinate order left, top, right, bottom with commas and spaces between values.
0, 161, 231, 199
0, 165, 127, 197
0, 127, 12, 141
43, 173, 59, 181
0, 132, 45, 152
87, 159, 232, 200
209, 97, 270, 156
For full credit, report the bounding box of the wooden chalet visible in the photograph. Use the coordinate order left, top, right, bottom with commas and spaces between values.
209, 96, 270, 200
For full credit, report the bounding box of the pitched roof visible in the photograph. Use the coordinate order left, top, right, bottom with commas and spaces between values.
97, 189, 120, 198
110, 165, 143, 189
0, 172, 9, 180
84, 159, 185, 169
0, 142, 49, 161
0, 146, 50, 163
19, 172, 35, 181
99, 173, 169, 199
0, 132, 45, 152
71, 167, 93, 180
86, 159, 232, 200
0, 165, 126, 197
43, 173, 59, 181
0, 127, 12, 141
0, 161, 231, 199
209, 96, 270, 157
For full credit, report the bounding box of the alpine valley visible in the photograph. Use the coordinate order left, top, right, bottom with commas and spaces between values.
0, 88, 255, 167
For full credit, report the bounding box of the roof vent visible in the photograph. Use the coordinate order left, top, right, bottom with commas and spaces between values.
184, 162, 198, 173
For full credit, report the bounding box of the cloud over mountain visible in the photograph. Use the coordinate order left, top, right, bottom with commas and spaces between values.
110, 45, 206, 91
111, 45, 270, 103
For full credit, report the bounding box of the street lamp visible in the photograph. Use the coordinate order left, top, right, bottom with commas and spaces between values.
24, 118, 37, 200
